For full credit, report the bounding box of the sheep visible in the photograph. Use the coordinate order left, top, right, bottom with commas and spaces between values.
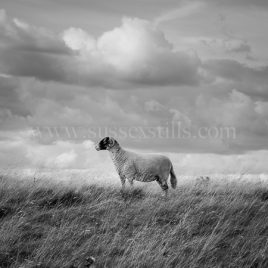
95, 137, 177, 196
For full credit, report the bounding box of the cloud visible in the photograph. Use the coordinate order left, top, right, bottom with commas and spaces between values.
0, 129, 103, 169
202, 59, 268, 100
0, 11, 201, 87
63, 17, 201, 86
0, 76, 146, 133
194, 89, 268, 152
2, 128, 268, 175
144, 99, 191, 126
154, 1, 205, 25
205, 59, 268, 83
1, 7, 268, 171
169, 150, 268, 175
201, 38, 251, 54
0, 76, 29, 117
0, 9, 69, 55
0, 9, 72, 82
203, 0, 268, 8
2, 73, 268, 155
53, 150, 77, 168
144, 100, 166, 112
62, 27, 96, 51
2, 71, 268, 155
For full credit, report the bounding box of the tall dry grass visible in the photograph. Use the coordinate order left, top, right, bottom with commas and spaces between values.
0, 174, 267, 267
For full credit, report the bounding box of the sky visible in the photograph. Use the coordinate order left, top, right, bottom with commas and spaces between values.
0, 0, 268, 174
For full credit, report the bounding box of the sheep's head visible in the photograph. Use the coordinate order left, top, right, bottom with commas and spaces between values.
95, 137, 119, 151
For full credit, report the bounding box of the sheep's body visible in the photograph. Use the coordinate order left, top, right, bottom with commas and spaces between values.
96, 137, 177, 194
110, 149, 170, 182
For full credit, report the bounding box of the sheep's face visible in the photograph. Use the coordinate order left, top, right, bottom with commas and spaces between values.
95, 137, 118, 151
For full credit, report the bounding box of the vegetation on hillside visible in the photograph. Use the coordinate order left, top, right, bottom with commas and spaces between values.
0, 175, 268, 267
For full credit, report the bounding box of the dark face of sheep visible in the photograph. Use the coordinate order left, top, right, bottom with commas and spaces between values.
95, 137, 118, 151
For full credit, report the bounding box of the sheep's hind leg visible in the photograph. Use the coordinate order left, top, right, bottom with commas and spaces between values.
155, 176, 168, 197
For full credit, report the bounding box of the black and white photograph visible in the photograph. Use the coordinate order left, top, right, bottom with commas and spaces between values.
0, 0, 268, 267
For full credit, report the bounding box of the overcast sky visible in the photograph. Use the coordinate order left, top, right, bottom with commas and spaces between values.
0, 0, 268, 174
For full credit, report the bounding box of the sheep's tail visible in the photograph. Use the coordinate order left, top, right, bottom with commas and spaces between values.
170, 163, 177, 189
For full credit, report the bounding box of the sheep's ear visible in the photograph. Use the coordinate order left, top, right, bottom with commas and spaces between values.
102, 137, 109, 145
109, 137, 115, 147
103, 137, 109, 142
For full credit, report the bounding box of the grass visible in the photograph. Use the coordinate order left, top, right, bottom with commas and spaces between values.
0, 175, 267, 268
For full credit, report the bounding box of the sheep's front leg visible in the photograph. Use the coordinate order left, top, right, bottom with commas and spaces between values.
128, 178, 134, 187
120, 175, 126, 192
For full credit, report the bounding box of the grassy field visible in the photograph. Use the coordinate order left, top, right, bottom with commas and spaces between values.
0, 175, 268, 268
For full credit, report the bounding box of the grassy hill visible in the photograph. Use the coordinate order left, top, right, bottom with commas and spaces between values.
0, 175, 268, 268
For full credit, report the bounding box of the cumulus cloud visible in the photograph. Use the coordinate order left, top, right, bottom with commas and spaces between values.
63, 17, 201, 86
0, 11, 201, 87
62, 27, 96, 51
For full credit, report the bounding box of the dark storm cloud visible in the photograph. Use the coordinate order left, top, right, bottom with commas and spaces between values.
204, 0, 268, 8
0, 10, 74, 83
0, 10, 69, 55
229, 42, 251, 54
0, 76, 30, 117
203, 59, 268, 99
0, 50, 69, 82
204, 59, 268, 83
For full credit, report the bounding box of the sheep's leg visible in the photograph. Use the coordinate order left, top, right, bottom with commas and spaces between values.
161, 184, 169, 198
120, 176, 126, 192
128, 178, 134, 187
155, 176, 169, 197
